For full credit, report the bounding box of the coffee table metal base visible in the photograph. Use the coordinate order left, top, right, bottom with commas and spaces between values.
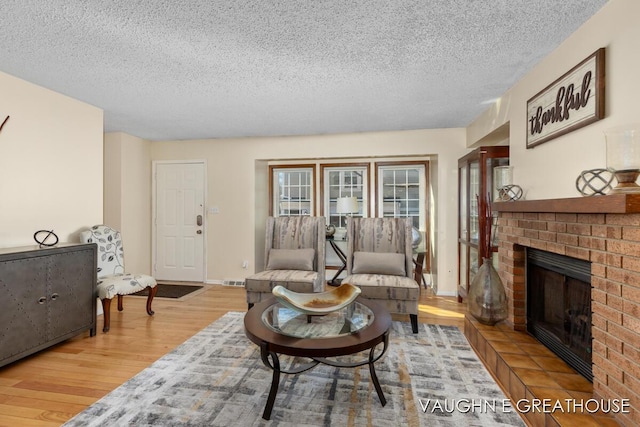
259, 332, 389, 420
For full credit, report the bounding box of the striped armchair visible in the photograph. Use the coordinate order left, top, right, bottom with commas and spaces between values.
342, 217, 420, 333
245, 216, 326, 308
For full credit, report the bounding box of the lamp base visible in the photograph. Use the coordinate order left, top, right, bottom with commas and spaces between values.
610, 170, 640, 194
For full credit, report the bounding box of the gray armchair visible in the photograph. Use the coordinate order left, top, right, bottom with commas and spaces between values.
245, 216, 326, 308
342, 217, 420, 333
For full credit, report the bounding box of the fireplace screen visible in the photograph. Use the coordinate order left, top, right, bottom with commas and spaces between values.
527, 248, 592, 381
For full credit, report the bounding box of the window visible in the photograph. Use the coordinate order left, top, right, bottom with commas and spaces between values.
376, 162, 428, 230
270, 165, 315, 216
321, 164, 369, 228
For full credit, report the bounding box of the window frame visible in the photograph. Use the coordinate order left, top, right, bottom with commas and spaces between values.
374, 160, 429, 232
269, 164, 317, 217
320, 163, 371, 229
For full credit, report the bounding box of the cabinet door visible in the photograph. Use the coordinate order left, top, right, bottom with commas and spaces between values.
459, 164, 468, 241
46, 248, 96, 339
469, 160, 480, 245
0, 256, 49, 361
459, 243, 468, 292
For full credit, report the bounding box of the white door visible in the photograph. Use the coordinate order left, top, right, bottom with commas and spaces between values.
154, 162, 205, 282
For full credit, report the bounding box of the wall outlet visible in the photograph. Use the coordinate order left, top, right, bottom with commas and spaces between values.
242, 260, 249, 269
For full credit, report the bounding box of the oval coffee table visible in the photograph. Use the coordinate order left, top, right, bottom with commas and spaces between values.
244, 296, 392, 420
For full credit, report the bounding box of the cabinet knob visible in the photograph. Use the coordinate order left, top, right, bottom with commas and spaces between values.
38, 296, 46, 304
51, 293, 59, 301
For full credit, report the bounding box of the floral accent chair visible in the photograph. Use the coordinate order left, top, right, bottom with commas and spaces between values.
245, 216, 326, 308
80, 225, 158, 332
342, 217, 420, 333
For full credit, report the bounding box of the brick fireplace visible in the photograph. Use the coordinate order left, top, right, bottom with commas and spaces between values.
490, 194, 640, 426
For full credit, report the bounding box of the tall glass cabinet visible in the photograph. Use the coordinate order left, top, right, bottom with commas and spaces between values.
457, 146, 509, 303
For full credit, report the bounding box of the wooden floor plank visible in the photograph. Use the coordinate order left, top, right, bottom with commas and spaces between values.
0, 284, 463, 426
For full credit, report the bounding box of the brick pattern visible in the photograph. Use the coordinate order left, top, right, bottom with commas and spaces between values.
497, 211, 640, 427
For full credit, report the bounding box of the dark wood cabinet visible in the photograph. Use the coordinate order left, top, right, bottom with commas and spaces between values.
0, 243, 97, 368
458, 146, 509, 302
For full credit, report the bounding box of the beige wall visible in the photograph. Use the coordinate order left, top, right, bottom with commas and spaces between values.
104, 132, 152, 274
468, 0, 639, 200
151, 129, 468, 295
0, 71, 103, 247
2, 0, 630, 299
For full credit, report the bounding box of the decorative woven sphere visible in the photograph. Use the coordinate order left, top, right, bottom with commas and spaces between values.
498, 185, 523, 201
575, 168, 614, 196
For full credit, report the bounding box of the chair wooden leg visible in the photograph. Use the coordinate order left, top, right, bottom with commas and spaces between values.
146, 285, 157, 316
410, 314, 418, 334
117, 294, 124, 311
101, 298, 112, 333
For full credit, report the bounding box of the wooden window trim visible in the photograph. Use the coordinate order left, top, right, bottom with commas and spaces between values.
268, 164, 317, 216
319, 162, 371, 219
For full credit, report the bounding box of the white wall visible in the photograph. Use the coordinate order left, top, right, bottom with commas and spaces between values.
0, 71, 103, 247
104, 132, 152, 274
467, 0, 639, 200
151, 129, 468, 295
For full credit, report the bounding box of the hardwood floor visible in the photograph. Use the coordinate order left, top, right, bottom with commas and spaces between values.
0, 284, 464, 427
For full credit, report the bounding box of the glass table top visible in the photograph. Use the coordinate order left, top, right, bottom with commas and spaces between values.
261, 301, 374, 339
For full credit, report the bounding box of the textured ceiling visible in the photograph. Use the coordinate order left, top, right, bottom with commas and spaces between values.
1, 0, 608, 141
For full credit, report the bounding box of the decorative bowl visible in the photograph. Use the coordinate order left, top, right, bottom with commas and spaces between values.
271, 283, 361, 315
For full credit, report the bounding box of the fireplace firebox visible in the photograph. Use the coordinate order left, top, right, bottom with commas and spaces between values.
526, 248, 592, 381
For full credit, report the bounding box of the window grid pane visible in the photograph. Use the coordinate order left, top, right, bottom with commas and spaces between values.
324, 168, 367, 229
379, 165, 424, 230
275, 168, 313, 216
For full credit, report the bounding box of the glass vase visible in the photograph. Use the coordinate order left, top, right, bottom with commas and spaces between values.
468, 258, 508, 326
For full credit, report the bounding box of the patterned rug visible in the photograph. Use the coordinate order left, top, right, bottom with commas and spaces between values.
63, 312, 524, 427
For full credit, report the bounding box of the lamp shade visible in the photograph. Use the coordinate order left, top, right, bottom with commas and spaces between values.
336, 196, 359, 214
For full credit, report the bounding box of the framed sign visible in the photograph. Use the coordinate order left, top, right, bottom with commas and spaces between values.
526, 48, 605, 149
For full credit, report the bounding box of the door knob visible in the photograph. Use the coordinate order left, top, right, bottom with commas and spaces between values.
197, 230, 202, 234
197, 215, 203, 226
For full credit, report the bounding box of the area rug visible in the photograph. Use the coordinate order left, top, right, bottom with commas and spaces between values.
132, 283, 204, 299
62, 312, 524, 427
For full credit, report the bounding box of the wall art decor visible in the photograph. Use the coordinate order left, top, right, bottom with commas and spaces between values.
0, 115, 9, 133
526, 48, 605, 149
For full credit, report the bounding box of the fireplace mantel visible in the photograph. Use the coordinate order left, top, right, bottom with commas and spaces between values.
494, 193, 640, 213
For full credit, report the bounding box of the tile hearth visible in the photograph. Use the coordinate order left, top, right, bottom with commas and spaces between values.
465, 315, 620, 427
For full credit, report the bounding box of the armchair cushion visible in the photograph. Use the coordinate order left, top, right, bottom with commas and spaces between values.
97, 273, 157, 300
245, 270, 320, 295
266, 248, 315, 271
342, 273, 420, 301
352, 251, 406, 276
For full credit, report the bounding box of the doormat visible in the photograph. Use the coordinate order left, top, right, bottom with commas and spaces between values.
132, 283, 204, 299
